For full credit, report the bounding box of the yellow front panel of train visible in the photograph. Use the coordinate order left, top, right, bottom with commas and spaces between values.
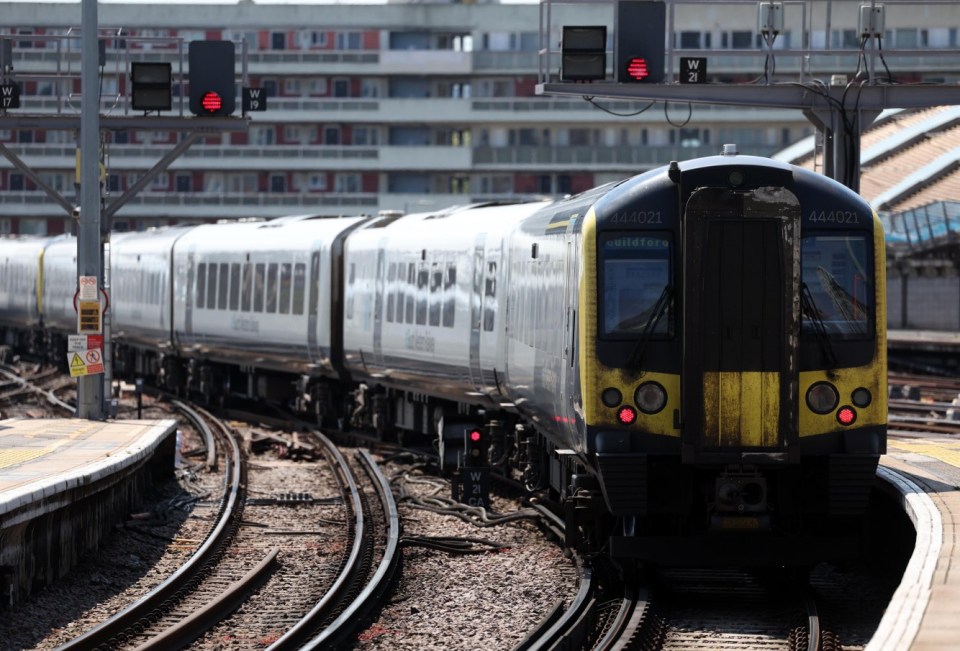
703, 371, 780, 448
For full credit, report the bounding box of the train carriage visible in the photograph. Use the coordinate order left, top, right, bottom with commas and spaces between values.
111, 227, 190, 351
0, 237, 49, 332
40, 236, 82, 335
342, 203, 547, 433
170, 215, 368, 378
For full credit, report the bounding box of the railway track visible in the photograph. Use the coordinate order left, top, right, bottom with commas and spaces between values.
888, 371, 960, 435
0, 362, 919, 649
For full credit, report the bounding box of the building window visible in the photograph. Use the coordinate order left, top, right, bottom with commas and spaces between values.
334, 174, 360, 193
677, 31, 702, 48
311, 31, 328, 47
333, 79, 350, 98
271, 32, 286, 50
309, 78, 327, 95
336, 32, 362, 50
284, 78, 301, 95
323, 126, 341, 145
270, 175, 286, 193
353, 127, 379, 146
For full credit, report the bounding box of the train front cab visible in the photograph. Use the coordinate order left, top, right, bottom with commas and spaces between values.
578, 155, 886, 565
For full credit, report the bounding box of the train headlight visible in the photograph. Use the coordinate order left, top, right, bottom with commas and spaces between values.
837, 406, 857, 426
601, 387, 623, 408
806, 382, 839, 414
634, 381, 667, 415
852, 387, 872, 408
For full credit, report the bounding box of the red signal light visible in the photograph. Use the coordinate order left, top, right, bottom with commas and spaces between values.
469, 430, 482, 442
618, 406, 637, 425
201, 91, 223, 113
626, 57, 650, 81
837, 406, 857, 426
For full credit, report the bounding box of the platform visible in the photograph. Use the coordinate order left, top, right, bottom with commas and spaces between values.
888, 329, 960, 354
873, 436, 960, 650
0, 418, 177, 606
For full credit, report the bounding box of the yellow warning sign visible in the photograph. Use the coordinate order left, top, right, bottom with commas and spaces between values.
68, 352, 88, 377
67, 349, 104, 377
78, 299, 102, 334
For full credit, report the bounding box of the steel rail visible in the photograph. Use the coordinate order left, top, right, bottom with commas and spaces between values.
593, 584, 653, 651
134, 547, 279, 651
56, 402, 242, 651
512, 554, 593, 651
300, 448, 402, 649
265, 430, 366, 651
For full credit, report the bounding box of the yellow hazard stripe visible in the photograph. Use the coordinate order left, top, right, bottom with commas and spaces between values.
0, 447, 55, 469
890, 442, 960, 469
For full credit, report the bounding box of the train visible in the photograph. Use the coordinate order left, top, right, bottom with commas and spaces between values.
0, 149, 887, 565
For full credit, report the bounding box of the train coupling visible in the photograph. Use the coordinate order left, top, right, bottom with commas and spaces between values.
712, 465, 768, 519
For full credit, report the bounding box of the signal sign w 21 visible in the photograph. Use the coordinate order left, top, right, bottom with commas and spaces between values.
680, 58, 708, 84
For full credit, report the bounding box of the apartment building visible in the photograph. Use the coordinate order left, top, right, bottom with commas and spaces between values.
0, 0, 957, 234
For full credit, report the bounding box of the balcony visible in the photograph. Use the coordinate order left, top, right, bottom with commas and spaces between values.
0, 189, 549, 221
1, 143, 785, 175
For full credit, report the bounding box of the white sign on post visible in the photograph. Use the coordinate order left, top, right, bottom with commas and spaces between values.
79, 275, 98, 300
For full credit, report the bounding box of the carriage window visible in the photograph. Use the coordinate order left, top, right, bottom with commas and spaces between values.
218, 263, 229, 310
266, 263, 279, 313
254, 263, 266, 312
279, 263, 292, 314
416, 266, 428, 325
196, 263, 207, 308
429, 263, 442, 326
443, 264, 456, 328
801, 233, 872, 338
242, 263, 253, 312
600, 233, 672, 337
230, 263, 241, 310
292, 263, 306, 315
206, 263, 217, 311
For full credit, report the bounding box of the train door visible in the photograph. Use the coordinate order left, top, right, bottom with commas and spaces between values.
561, 236, 579, 406
468, 235, 486, 391
682, 187, 801, 459
181, 248, 195, 349
307, 249, 321, 363
373, 241, 386, 368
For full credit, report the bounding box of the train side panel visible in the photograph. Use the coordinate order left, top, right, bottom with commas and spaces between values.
110, 227, 192, 351
41, 236, 80, 334
171, 216, 366, 375
343, 204, 545, 406
0, 237, 48, 330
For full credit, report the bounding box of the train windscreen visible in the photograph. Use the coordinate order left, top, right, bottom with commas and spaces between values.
800, 233, 873, 338
600, 233, 672, 337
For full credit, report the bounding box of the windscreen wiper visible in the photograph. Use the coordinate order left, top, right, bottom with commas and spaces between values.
627, 284, 673, 372
800, 282, 837, 368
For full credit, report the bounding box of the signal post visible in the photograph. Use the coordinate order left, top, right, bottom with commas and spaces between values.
3, 7, 258, 419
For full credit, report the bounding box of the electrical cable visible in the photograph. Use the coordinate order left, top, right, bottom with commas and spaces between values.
663, 100, 693, 128
583, 95, 656, 117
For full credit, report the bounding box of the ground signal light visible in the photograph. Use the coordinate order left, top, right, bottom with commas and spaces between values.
188, 40, 236, 116
616, 1, 666, 83
465, 427, 487, 466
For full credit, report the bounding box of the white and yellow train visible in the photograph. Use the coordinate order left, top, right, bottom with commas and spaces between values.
0, 150, 887, 565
